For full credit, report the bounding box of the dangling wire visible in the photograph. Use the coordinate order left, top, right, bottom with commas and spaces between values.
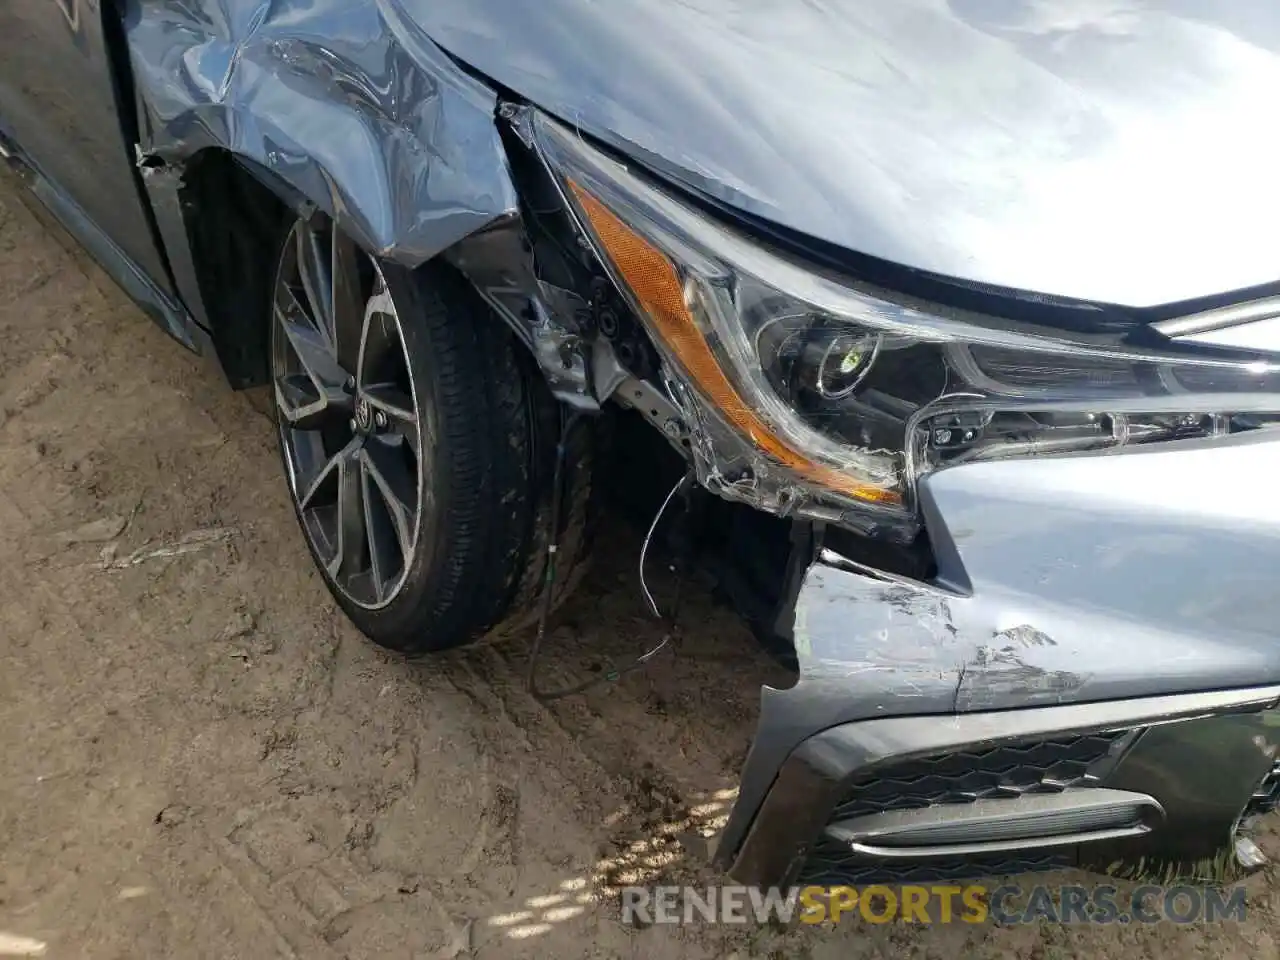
639, 472, 689, 619
526, 410, 692, 703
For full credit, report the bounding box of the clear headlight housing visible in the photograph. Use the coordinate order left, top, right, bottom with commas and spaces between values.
533, 114, 1280, 538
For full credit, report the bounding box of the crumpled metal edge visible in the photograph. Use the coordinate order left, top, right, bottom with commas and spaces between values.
125, 0, 518, 267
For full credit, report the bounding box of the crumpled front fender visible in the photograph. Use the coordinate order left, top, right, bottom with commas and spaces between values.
125, 0, 518, 266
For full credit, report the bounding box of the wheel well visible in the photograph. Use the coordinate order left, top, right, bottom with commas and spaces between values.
180, 150, 289, 388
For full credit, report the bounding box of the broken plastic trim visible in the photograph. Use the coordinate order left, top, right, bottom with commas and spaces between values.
440, 102, 654, 411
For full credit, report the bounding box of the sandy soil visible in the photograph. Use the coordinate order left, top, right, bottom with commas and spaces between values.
2, 176, 1280, 960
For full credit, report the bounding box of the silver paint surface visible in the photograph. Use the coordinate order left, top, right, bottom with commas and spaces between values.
405, 0, 1280, 307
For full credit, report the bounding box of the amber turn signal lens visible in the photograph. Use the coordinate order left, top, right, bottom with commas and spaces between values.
568, 180, 900, 506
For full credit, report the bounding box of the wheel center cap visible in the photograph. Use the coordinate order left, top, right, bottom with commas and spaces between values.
354, 396, 373, 433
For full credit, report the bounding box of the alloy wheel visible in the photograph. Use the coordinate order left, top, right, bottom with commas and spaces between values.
271, 218, 424, 609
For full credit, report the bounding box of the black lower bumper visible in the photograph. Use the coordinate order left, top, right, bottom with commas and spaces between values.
720, 687, 1280, 887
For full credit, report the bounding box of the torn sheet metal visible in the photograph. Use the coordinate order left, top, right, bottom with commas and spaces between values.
125, 0, 519, 268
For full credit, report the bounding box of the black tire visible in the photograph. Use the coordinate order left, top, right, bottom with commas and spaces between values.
269, 213, 594, 654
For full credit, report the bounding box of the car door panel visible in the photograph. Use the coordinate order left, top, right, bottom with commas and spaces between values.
0, 0, 175, 294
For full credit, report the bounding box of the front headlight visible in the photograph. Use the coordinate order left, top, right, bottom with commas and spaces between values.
533, 114, 1280, 536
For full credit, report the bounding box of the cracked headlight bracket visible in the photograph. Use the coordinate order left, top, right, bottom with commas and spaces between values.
533, 114, 1280, 541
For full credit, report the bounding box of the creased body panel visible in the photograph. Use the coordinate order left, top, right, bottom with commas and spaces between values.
125, 0, 517, 266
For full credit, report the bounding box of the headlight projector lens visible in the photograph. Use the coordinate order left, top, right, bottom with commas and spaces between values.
817, 332, 881, 398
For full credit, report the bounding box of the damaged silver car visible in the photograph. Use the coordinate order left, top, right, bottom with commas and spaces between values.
4, 0, 1280, 890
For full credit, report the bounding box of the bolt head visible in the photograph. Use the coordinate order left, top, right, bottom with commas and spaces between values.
349, 418, 358, 432
374, 410, 388, 430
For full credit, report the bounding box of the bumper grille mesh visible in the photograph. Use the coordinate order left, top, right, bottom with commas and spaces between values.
829, 731, 1130, 822
803, 730, 1132, 885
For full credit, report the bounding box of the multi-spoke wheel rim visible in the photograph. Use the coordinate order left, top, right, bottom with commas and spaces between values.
272, 218, 424, 610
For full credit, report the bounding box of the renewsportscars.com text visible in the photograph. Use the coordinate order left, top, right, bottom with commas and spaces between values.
620, 883, 1248, 926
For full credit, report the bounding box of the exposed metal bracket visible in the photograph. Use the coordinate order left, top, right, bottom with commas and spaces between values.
612, 375, 692, 454
590, 337, 631, 403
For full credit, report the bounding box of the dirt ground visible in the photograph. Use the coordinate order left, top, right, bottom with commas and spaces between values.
2, 177, 1280, 960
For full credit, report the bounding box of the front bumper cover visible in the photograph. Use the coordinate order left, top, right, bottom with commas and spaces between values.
725, 688, 1279, 886
715, 431, 1280, 885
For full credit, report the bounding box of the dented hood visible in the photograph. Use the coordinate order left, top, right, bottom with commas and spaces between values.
406, 0, 1280, 309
